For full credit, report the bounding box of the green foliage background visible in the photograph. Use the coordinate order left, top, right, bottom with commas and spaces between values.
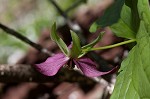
90, 0, 150, 98
0, 0, 99, 63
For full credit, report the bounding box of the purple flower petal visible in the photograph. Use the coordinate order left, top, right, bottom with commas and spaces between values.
68, 42, 73, 49
35, 53, 69, 76
74, 57, 116, 77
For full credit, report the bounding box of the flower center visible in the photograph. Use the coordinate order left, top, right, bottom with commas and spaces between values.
63, 59, 75, 70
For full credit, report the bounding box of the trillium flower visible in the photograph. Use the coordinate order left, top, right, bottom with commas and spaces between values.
35, 23, 116, 77
35, 53, 116, 77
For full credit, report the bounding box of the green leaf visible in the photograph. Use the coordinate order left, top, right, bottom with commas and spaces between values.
111, 0, 150, 98
110, 5, 136, 39
70, 30, 81, 58
51, 23, 69, 56
120, 4, 132, 29
111, 21, 150, 99
96, 0, 125, 27
111, 19, 135, 39
125, 0, 140, 32
137, 0, 150, 32
132, 21, 150, 98
89, 0, 125, 32
89, 22, 99, 32
110, 47, 140, 99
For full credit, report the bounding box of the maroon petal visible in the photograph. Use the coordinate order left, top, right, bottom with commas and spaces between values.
74, 57, 116, 77
68, 42, 73, 49
35, 53, 69, 76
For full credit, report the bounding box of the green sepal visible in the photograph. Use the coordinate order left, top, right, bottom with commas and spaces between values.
89, 22, 99, 32
70, 30, 81, 58
51, 22, 69, 56
82, 32, 104, 49
79, 32, 104, 58
89, 0, 124, 34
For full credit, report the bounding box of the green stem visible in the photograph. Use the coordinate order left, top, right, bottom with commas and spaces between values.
82, 39, 136, 52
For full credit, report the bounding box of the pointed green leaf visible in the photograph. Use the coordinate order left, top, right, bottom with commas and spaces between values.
96, 0, 125, 27
111, 19, 135, 39
125, 0, 140, 32
120, 4, 132, 29
110, 47, 140, 99
51, 23, 69, 56
132, 21, 150, 98
89, 0, 124, 32
111, 0, 150, 98
110, 5, 136, 39
70, 30, 81, 58
89, 22, 99, 32
137, 0, 150, 32
111, 21, 150, 99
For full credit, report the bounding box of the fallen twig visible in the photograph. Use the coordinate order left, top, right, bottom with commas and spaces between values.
0, 23, 53, 56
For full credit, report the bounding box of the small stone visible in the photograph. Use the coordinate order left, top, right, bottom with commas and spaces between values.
29, 77, 33, 81
1, 71, 4, 75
